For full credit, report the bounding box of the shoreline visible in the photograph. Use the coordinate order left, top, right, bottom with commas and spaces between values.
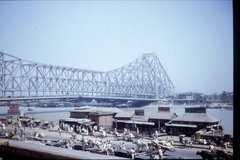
0, 105, 233, 136
0, 115, 233, 160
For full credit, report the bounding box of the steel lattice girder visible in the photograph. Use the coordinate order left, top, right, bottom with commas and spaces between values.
0, 52, 174, 99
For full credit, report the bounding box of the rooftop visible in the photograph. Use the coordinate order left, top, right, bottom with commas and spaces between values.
59, 118, 91, 123
114, 110, 134, 118
131, 115, 149, 122
73, 106, 121, 113
89, 111, 115, 116
172, 113, 220, 123
149, 112, 177, 120
114, 119, 155, 126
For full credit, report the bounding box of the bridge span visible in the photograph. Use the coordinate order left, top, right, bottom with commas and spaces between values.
0, 52, 174, 102
0, 95, 158, 102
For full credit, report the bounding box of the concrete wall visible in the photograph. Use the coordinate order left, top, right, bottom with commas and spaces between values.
99, 115, 113, 129
0, 139, 124, 160
89, 115, 113, 129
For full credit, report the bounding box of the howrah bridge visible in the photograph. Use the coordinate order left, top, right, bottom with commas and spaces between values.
0, 52, 174, 104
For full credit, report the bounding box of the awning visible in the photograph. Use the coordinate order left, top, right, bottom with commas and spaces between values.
60, 118, 91, 124
114, 119, 155, 126
206, 124, 219, 128
126, 121, 155, 125
20, 118, 31, 122
165, 123, 197, 128
84, 121, 96, 126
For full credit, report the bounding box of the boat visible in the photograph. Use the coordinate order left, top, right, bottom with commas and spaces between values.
28, 108, 33, 111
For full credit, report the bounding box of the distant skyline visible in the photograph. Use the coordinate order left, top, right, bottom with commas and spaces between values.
0, 1, 233, 94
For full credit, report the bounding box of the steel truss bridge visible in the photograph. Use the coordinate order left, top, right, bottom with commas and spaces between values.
0, 52, 174, 101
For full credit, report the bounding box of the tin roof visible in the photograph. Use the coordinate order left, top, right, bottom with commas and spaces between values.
114, 119, 155, 126
59, 118, 91, 123
149, 112, 177, 120
131, 115, 149, 122
171, 113, 220, 123
165, 123, 197, 128
89, 111, 115, 116
114, 111, 135, 118
73, 106, 121, 113
70, 110, 91, 113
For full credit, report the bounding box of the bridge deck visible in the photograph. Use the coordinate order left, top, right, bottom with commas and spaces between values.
0, 95, 159, 102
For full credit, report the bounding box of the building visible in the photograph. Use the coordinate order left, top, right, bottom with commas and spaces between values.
114, 110, 135, 121
219, 91, 233, 103
70, 110, 91, 119
148, 107, 177, 133
63, 106, 119, 130
88, 112, 115, 129
113, 109, 155, 133
165, 107, 220, 136
173, 92, 206, 104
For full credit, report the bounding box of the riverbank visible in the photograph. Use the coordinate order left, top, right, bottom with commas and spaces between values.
0, 103, 233, 135
0, 115, 233, 159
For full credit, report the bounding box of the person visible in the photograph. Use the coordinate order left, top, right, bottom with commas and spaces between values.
20, 129, 24, 140
166, 136, 169, 142
2, 123, 5, 131
129, 132, 134, 139
102, 130, 106, 137
154, 130, 158, 139
14, 127, 17, 135
5, 131, 9, 138
123, 127, 128, 134
111, 146, 115, 156
203, 139, 207, 145
106, 141, 112, 155
79, 125, 82, 133
93, 125, 97, 132
100, 127, 104, 132
89, 125, 92, 133
102, 141, 107, 151
35, 132, 39, 138
121, 142, 126, 150
136, 127, 139, 134
92, 128, 95, 137
66, 140, 71, 149
223, 142, 228, 149
86, 129, 89, 136
70, 126, 74, 132
58, 128, 62, 136
170, 137, 174, 145
158, 147, 163, 159
209, 144, 214, 151
227, 141, 230, 147
130, 147, 135, 159
189, 140, 193, 149
18, 120, 22, 128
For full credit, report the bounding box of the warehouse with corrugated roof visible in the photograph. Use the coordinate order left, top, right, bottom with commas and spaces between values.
165, 107, 221, 136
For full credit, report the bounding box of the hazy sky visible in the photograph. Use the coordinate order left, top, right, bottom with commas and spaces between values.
0, 1, 233, 94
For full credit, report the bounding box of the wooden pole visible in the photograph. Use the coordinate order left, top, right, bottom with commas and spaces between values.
158, 120, 161, 133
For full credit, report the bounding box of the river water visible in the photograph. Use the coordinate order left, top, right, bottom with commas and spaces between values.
0, 104, 233, 135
